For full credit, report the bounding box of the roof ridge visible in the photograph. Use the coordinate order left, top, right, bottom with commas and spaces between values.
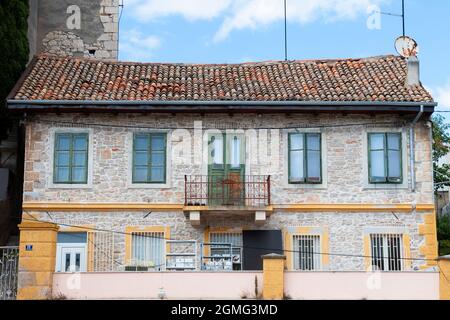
35, 53, 401, 67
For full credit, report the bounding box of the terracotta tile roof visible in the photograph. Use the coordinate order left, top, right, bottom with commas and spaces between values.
10, 54, 433, 103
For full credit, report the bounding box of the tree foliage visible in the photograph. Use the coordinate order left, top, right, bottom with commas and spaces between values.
432, 114, 450, 191
0, 0, 29, 139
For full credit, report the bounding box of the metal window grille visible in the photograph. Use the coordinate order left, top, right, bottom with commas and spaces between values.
370, 234, 403, 271
130, 232, 165, 270
293, 235, 321, 271
210, 233, 243, 258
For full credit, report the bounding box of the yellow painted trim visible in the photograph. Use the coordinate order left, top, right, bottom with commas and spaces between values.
363, 235, 371, 271
322, 227, 330, 266
277, 203, 418, 212
284, 226, 329, 271
438, 260, 450, 300
124, 226, 170, 265
416, 204, 436, 212
23, 202, 434, 213
403, 234, 412, 271
418, 212, 438, 268
23, 202, 183, 212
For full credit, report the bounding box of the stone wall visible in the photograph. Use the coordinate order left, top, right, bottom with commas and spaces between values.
23, 112, 433, 204
28, 209, 430, 271
29, 0, 119, 60
21, 112, 436, 271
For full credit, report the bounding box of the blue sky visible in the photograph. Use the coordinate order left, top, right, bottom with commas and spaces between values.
118, 0, 450, 111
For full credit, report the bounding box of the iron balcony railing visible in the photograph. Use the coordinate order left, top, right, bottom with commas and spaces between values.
184, 175, 271, 207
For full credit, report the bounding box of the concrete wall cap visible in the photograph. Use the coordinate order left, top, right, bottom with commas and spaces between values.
438, 255, 450, 261
18, 221, 60, 231
262, 253, 286, 260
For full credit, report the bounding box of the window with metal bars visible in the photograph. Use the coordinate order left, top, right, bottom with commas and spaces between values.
210, 232, 243, 266
130, 232, 165, 270
370, 234, 403, 271
293, 235, 321, 271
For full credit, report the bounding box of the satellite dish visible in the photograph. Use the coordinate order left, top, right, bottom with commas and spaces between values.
395, 36, 419, 57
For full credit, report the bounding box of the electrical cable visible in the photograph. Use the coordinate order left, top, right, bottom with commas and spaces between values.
17, 215, 439, 263
28, 118, 406, 131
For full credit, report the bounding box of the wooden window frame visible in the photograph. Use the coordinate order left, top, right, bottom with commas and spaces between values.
53, 133, 89, 184
132, 133, 167, 184
288, 132, 322, 184
368, 132, 403, 184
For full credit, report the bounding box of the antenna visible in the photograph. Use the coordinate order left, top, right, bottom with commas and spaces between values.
402, 0, 405, 36
378, 0, 406, 36
284, 0, 288, 61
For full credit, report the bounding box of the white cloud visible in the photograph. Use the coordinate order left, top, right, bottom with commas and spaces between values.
120, 29, 161, 61
127, 0, 232, 21
433, 79, 450, 110
126, 0, 384, 42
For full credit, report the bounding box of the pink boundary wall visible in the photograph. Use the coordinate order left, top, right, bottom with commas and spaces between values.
284, 272, 439, 300
53, 272, 263, 300
53, 271, 439, 300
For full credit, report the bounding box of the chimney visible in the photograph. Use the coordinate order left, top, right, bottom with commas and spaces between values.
406, 56, 420, 86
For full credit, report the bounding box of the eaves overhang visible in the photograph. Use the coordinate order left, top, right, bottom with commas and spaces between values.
6, 99, 437, 114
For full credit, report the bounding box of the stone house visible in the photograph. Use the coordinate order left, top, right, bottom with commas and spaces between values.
6, 52, 439, 284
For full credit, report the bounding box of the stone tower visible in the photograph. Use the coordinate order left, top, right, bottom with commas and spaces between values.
28, 0, 119, 60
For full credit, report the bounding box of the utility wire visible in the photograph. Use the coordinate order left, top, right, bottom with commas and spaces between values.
29, 118, 405, 131
18, 215, 439, 263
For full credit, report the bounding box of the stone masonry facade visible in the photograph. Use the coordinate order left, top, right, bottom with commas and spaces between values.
23, 112, 435, 271
30, 0, 119, 60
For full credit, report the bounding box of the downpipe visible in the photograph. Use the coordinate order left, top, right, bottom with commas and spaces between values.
410, 105, 424, 192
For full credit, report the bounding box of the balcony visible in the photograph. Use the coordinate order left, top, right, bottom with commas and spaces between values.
184, 175, 271, 208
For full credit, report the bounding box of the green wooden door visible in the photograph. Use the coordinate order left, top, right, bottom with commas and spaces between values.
208, 133, 245, 205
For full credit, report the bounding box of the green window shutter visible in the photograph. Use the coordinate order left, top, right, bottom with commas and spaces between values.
132, 133, 167, 183
54, 133, 88, 184
288, 132, 322, 184
386, 133, 402, 183
368, 133, 402, 184
305, 133, 322, 183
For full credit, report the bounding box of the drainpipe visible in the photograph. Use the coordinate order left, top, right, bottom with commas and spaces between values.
410, 105, 424, 192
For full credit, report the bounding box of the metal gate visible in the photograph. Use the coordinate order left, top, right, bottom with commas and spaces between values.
0, 246, 19, 300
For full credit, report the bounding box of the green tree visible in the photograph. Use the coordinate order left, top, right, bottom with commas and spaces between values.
432, 114, 450, 191
433, 114, 450, 255
0, 0, 29, 139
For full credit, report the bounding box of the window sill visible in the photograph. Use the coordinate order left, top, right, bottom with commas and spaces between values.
48, 183, 93, 189
127, 183, 172, 189
283, 183, 328, 190
362, 184, 409, 190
